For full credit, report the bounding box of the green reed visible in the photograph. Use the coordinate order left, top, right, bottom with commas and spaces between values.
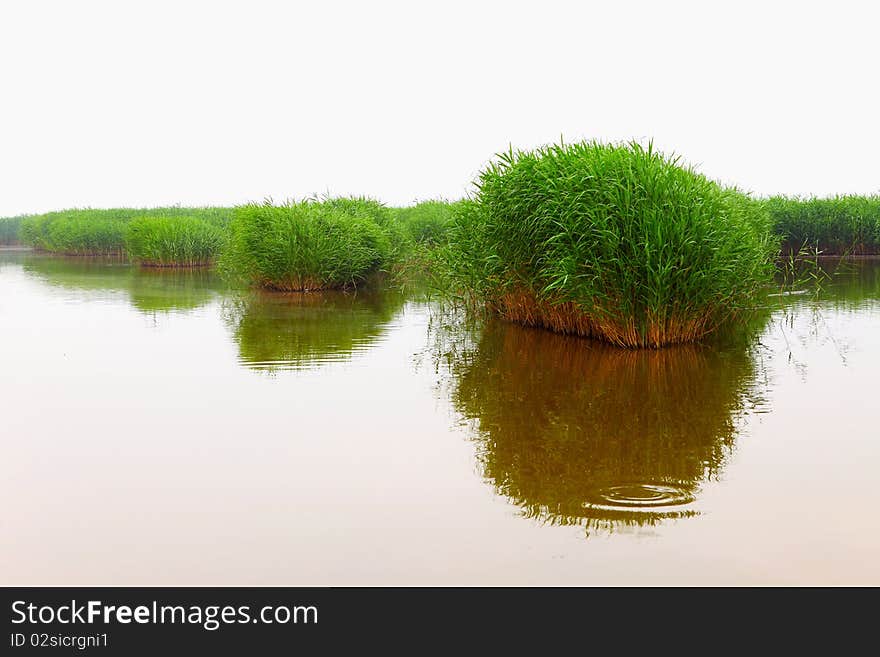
19, 207, 233, 256
125, 215, 225, 267
765, 195, 880, 255
219, 199, 397, 291
437, 140, 778, 348
392, 200, 461, 245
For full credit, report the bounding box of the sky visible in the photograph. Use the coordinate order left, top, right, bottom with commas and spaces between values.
1, 0, 878, 216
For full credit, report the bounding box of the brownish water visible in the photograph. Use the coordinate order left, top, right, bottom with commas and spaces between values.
1, 252, 878, 585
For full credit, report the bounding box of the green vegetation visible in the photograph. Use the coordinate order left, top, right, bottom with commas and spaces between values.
10, 200, 464, 278
0, 216, 24, 245
321, 195, 414, 264
7, 171, 876, 326
765, 195, 880, 255
393, 200, 459, 245
220, 199, 397, 291
224, 288, 405, 371
439, 140, 778, 348
21, 212, 128, 255
125, 215, 225, 267
321, 196, 393, 226
18, 207, 233, 260
448, 319, 765, 534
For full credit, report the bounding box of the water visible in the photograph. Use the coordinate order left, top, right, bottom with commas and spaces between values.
1, 251, 878, 585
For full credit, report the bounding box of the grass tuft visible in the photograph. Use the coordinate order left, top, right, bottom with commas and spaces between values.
393, 200, 460, 245
438, 140, 778, 347
125, 215, 225, 267
219, 200, 395, 291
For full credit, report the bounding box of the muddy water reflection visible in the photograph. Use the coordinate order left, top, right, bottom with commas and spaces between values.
449, 322, 768, 534
21, 253, 222, 314
224, 289, 405, 371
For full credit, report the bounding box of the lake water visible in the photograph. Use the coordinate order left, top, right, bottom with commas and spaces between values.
1, 251, 878, 585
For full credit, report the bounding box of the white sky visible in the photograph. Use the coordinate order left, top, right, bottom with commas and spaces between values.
1, 0, 878, 216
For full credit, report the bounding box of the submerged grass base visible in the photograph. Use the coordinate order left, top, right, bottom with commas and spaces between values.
137, 260, 215, 268
256, 276, 340, 292
491, 289, 715, 348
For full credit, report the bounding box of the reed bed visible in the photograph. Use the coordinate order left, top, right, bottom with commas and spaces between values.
393, 200, 460, 245
439, 140, 778, 348
220, 199, 397, 291
125, 215, 225, 267
765, 195, 880, 255
18, 207, 233, 258
22, 214, 128, 256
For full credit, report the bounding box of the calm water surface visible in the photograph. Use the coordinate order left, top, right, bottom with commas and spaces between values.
1, 252, 878, 585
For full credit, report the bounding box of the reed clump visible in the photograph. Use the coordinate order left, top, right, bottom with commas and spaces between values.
393, 200, 460, 245
125, 215, 225, 267
439, 140, 778, 348
765, 195, 880, 255
19, 207, 233, 257
219, 199, 395, 291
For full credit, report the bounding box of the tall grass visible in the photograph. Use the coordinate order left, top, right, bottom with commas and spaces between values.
19, 207, 233, 257
321, 196, 393, 226
23, 213, 128, 255
320, 195, 414, 263
220, 199, 396, 291
393, 200, 460, 245
125, 215, 225, 267
439, 140, 778, 348
765, 195, 880, 255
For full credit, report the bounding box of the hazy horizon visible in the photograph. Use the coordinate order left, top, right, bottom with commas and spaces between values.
2, 0, 877, 217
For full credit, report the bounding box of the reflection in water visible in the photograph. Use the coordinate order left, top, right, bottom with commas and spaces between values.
127, 269, 220, 314
2, 251, 879, 583
224, 289, 405, 372
447, 321, 769, 535
777, 257, 880, 309
21, 254, 221, 314
767, 258, 880, 374
814, 258, 880, 309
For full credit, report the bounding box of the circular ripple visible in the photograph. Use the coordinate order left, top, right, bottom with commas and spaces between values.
587, 483, 695, 509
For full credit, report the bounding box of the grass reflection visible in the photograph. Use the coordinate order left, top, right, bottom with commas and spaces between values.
224, 288, 405, 372
21, 254, 221, 314
447, 320, 769, 535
